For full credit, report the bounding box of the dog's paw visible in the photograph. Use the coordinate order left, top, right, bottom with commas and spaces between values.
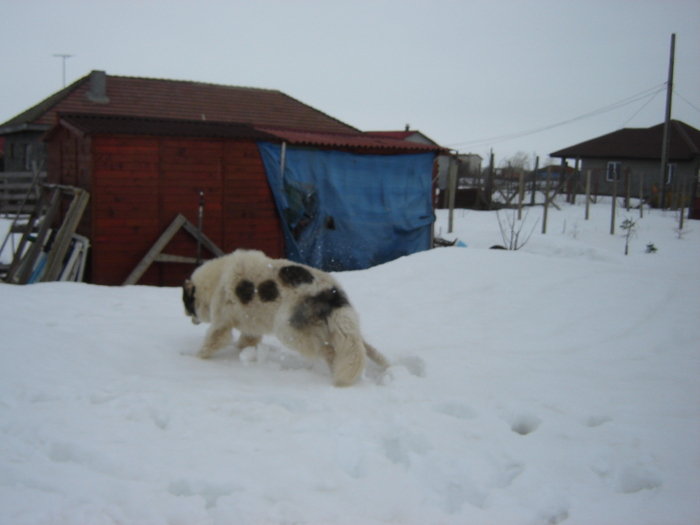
196, 348, 215, 359
239, 347, 258, 364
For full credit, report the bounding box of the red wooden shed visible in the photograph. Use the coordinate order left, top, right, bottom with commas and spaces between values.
27, 72, 443, 286
46, 114, 287, 286
46, 113, 442, 286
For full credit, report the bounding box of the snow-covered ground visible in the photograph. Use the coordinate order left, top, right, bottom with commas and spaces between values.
1, 197, 699, 524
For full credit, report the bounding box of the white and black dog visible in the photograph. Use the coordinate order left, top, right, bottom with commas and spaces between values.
183, 249, 389, 386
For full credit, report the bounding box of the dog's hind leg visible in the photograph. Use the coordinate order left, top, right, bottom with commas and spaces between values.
364, 341, 390, 370
198, 321, 234, 359
325, 310, 367, 387
236, 333, 261, 350
329, 337, 365, 387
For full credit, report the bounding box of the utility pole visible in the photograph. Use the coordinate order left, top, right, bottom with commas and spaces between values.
659, 34, 675, 209
53, 54, 74, 88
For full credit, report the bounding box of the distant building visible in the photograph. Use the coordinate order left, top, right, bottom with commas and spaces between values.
550, 120, 700, 215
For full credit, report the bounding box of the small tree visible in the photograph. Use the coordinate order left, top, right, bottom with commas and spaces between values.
620, 218, 638, 255
497, 207, 539, 250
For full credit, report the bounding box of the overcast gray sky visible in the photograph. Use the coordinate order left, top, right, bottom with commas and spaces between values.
2, 0, 698, 166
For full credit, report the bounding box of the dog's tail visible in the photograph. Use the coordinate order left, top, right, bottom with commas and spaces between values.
364, 340, 390, 370
327, 307, 367, 387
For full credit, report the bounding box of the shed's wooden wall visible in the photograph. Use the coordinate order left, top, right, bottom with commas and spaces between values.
50, 132, 284, 286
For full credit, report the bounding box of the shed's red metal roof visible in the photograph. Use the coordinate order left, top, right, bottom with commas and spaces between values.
256, 127, 445, 152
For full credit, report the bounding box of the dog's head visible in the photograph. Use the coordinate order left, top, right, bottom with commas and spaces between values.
182, 279, 200, 324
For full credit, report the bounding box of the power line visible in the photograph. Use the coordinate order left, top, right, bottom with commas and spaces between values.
673, 88, 700, 114
618, 88, 663, 128
447, 83, 667, 150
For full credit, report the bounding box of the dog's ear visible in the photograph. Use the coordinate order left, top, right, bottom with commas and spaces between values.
183, 279, 195, 293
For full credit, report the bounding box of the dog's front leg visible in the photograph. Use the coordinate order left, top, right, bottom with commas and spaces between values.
321, 342, 336, 372
236, 333, 262, 350
198, 322, 233, 359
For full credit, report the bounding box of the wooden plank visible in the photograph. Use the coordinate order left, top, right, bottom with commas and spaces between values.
41, 189, 91, 282
13, 188, 62, 284
122, 214, 225, 285
95, 180, 159, 192
93, 170, 159, 181
181, 219, 225, 258
122, 214, 187, 285
155, 253, 200, 264
94, 217, 160, 228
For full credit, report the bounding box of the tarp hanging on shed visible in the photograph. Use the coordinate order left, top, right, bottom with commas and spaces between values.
257, 142, 435, 271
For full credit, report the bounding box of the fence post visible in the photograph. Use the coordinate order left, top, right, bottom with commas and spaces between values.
530, 156, 539, 205
518, 170, 524, 220
610, 167, 618, 235
542, 166, 551, 234
485, 150, 494, 210
447, 157, 457, 233
585, 170, 591, 220
679, 176, 686, 232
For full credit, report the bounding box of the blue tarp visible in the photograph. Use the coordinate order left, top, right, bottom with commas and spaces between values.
257, 142, 435, 271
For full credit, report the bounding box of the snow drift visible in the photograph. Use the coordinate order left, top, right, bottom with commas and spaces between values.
1, 198, 699, 524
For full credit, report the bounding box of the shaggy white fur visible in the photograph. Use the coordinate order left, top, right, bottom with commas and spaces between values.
183, 250, 388, 387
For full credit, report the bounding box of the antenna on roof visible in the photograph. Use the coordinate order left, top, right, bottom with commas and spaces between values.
53, 54, 74, 88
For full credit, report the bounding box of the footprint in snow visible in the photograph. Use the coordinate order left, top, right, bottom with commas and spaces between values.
615, 465, 662, 494
433, 401, 478, 420
580, 415, 612, 428
379, 355, 426, 385
506, 413, 542, 436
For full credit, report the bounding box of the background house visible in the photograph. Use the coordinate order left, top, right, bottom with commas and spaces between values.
367, 127, 451, 188
365, 130, 483, 210
550, 120, 700, 216
16, 72, 442, 285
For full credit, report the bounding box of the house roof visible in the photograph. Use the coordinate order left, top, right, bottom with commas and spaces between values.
366, 131, 416, 140
366, 130, 441, 147
52, 113, 278, 141
257, 127, 445, 152
0, 71, 359, 135
550, 120, 700, 161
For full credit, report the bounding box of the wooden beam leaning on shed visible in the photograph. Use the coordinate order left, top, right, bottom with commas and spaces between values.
3, 184, 90, 284
123, 214, 225, 286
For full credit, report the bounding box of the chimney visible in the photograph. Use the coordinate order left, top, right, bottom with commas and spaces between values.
86, 70, 110, 104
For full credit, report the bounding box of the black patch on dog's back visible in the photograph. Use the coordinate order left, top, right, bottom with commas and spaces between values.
258, 279, 280, 302
235, 279, 255, 304
289, 286, 350, 330
183, 281, 196, 316
279, 265, 315, 287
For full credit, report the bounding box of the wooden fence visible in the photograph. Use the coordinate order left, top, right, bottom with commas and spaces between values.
0, 171, 46, 215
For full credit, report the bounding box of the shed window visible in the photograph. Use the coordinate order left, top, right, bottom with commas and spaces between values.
606, 162, 621, 182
